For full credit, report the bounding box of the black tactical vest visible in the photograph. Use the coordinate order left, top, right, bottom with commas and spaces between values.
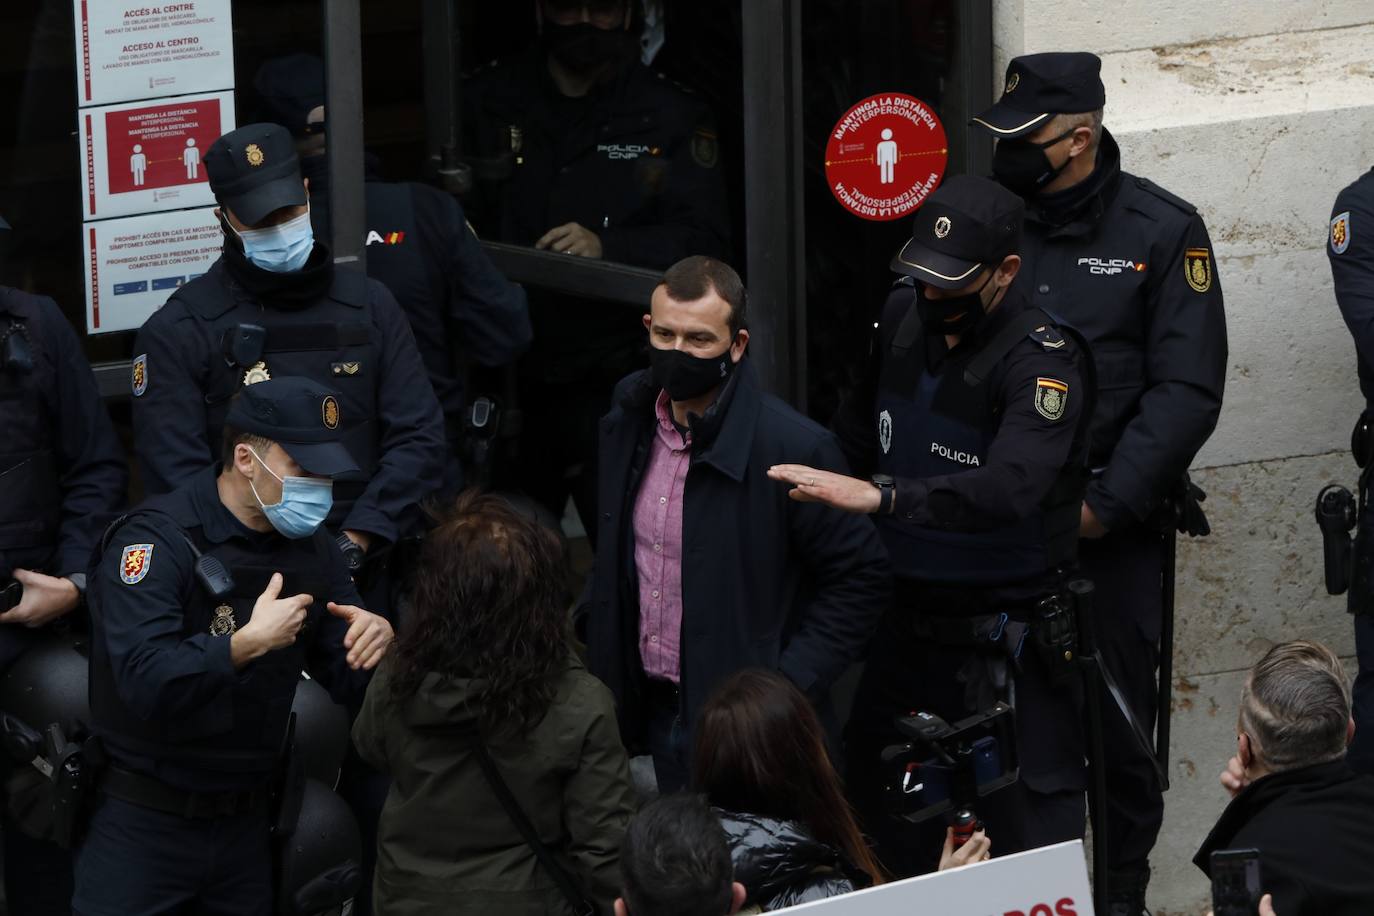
872, 283, 1091, 586
168, 264, 381, 527
88, 499, 332, 776
0, 289, 60, 567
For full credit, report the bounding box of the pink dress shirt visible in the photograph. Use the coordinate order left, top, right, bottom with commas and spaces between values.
633, 391, 691, 683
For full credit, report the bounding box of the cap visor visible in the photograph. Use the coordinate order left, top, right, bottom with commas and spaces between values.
278, 440, 359, 478
223, 176, 307, 226
969, 103, 1052, 138
890, 238, 983, 290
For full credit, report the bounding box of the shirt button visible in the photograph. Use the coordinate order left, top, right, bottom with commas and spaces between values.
652, 590, 660, 599
660, 497, 667, 504
653, 543, 662, 552
1037, 283, 1050, 294
650, 635, 659, 643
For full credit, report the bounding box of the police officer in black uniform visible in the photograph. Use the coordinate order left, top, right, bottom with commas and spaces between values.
463, 0, 730, 526
131, 123, 446, 602
970, 53, 1228, 913
0, 214, 127, 914
1328, 166, 1374, 776
74, 377, 393, 915
769, 175, 1091, 874
253, 53, 533, 494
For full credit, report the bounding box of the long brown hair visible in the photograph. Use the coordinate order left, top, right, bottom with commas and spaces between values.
691, 669, 884, 885
388, 491, 573, 735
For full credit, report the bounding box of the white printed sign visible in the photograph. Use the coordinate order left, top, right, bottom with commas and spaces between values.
78, 91, 234, 219
776, 840, 1095, 916
83, 207, 223, 334
73, 0, 235, 107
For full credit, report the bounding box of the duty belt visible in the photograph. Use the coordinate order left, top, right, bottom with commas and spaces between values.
100, 766, 271, 820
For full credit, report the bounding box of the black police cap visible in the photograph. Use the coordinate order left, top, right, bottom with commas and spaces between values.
224, 376, 358, 477
204, 123, 307, 226
890, 175, 1024, 290
970, 52, 1106, 138
253, 54, 326, 139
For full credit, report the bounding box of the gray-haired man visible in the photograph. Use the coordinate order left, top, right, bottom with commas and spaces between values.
1194, 641, 1374, 915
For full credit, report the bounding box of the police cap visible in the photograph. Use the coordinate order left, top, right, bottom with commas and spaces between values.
204, 123, 307, 226
225, 376, 359, 477
890, 175, 1023, 289
970, 52, 1106, 138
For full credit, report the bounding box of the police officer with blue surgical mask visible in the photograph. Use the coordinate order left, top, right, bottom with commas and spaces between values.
130, 123, 445, 618
76, 376, 394, 915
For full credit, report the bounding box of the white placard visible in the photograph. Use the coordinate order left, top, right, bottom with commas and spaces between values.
74, 0, 235, 107
83, 207, 223, 335
78, 91, 234, 220
776, 840, 1095, 916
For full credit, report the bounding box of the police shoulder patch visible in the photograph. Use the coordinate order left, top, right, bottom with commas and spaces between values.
131, 353, 148, 397
1033, 377, 1069, 421
691, 128, 719, 169
1331, 211, 1351, 255
1184, 247, 1213, 293
120, 543, 154, 585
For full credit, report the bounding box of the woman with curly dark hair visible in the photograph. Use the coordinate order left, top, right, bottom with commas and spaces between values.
353, 492, 635, 916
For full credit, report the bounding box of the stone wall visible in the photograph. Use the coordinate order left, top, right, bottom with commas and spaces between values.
991, 4, 1374, 913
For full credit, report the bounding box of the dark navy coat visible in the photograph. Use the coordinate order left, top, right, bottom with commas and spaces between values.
585, 359, 890, 748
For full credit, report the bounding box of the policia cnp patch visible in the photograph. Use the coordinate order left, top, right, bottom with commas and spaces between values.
1034, 377, 1069, 421
1184, 247, 1212, 293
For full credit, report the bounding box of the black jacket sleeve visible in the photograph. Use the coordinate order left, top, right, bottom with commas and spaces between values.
418, 187, 532, 367
131, 302, 216, 495
1087, 214, 1227, 529
892, 342, 1085, 530
1329, 181, 1374, 373
41, 298, 128, 576
339, 282, 447, 543
94, 518, 237, 720
777, 431, 891, 697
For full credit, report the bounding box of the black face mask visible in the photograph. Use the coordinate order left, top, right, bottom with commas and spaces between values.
649, 341, 737, 402
542, 21, 634, 75
992, 126, 1077, 197
915, 272, 995, 337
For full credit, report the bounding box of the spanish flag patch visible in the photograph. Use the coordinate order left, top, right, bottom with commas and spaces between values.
1034, 377, 1069, 421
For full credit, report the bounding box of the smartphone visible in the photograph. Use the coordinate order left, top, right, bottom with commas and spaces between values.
1210, 848, 1263, 916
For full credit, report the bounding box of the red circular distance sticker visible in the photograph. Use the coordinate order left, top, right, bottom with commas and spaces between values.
825, 93, 948, 221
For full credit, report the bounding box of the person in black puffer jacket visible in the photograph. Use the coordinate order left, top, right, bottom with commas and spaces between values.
694, 669, 991, 913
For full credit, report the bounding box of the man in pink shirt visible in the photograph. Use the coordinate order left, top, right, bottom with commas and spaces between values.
586, 256, 890, 791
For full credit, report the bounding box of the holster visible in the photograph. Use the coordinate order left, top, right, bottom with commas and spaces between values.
3, 724, 105, 850
1030, 592, 1079, 684
1347, 412, 1374, 614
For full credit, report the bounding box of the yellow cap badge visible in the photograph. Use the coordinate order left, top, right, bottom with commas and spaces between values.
934, 216, 952, 239
1034, 377, 1069, 421
1004, 72, 1020, 94
245, 143, 265, 167
1184, 247, 1212, 293
322, 395, 340, 430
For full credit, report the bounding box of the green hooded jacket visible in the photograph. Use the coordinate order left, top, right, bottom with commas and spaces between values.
353, 655, 636, 915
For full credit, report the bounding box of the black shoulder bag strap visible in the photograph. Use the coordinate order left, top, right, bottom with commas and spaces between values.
471, 741, 595, 916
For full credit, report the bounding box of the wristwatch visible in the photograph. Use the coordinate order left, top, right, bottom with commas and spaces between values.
336, 533, 365, 573
870, 474, 896, 515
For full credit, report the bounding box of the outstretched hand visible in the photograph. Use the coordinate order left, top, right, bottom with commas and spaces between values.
326, 602, 394, 671
767, 464, 881, 514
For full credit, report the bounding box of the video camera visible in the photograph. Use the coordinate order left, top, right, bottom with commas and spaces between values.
881, 701, 1018, 839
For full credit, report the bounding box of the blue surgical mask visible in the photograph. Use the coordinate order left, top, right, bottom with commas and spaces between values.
234, 209, 315, 273
248, 448, 333, 539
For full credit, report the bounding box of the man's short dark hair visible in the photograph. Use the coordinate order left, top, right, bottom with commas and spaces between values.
621, 794, 734, 916
221, 425, 275, 467
661, 256, 748, 336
